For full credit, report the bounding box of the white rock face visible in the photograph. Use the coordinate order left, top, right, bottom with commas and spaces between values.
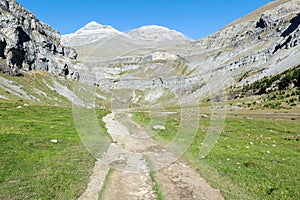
151, 51, 179, 61
152, 125, 166, 131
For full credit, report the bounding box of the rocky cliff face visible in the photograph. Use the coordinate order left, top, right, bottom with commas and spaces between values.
0, 0, 78, 79
190, 0, 300, 85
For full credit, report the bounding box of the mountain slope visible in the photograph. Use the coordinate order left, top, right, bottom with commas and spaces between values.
189, 0, 300, 85
0, 70, 108, 106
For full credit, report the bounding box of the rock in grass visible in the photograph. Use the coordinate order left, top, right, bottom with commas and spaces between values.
50, 139, 58, 143
153, 125, 166, 130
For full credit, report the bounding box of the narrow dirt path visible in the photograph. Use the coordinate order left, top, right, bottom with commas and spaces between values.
103, 170, 156, 200
79, 111, 223, 200
78, 161, 109, 200
101, 112, 157, 200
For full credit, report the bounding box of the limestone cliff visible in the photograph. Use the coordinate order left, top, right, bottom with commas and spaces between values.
191, 0, 300, 85
0, 0, 78, 79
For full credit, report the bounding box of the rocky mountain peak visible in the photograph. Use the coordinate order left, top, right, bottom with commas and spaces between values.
61, 21, 125, 46
128, 25, 192, 42
75, 21, 122, 35
61, 0, 300, 99
82, 21, 104, 30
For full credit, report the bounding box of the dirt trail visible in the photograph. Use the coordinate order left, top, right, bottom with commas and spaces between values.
103, 170, 156, 200
79, 112, 223, 200
101, 112, 158, 200
78, 161, 109, 200
156, 161, 223, 200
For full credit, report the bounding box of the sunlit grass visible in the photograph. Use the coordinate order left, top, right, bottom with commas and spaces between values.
0, 101, 109, 199
133, 111, 300, 200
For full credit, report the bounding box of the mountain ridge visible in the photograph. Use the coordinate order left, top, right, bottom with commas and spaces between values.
61, 21, 192, 47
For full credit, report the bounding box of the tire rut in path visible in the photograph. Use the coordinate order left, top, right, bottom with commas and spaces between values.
156, 160, 224, 200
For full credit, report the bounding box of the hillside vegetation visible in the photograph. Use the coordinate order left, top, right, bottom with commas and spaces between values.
242, 65, 300, 95
230, 65, 300, 110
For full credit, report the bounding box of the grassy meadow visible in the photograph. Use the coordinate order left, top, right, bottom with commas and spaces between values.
0, 67, 299, 200
133, 108, 300, 200
0, 100, 109, 199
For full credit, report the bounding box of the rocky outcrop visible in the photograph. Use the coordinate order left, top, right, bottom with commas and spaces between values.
179, 0, 300, 89
0, 0, 78, 79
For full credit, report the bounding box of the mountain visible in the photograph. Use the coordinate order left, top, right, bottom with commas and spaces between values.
60, 0, 300, 106
64, 1, 299, 87
0, 0, 91, 106
61, 22, 192, 62
128, 25, 191, 42
62, 22, 191, 46
0, 0, 78, 79
1, 0, 300, 107
62, 21, 127, 46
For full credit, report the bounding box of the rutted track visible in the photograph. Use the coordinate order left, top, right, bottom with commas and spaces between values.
79, 112, 223, 200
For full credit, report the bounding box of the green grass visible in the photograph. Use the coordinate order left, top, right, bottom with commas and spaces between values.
133, 111, 300, 200
0, 101, 109, 199
98, 168, 114, 200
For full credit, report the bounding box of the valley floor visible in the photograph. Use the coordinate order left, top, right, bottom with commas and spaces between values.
0, 100, 299, 199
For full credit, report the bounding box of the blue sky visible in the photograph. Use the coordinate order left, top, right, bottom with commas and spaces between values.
17, 0, 273, 40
